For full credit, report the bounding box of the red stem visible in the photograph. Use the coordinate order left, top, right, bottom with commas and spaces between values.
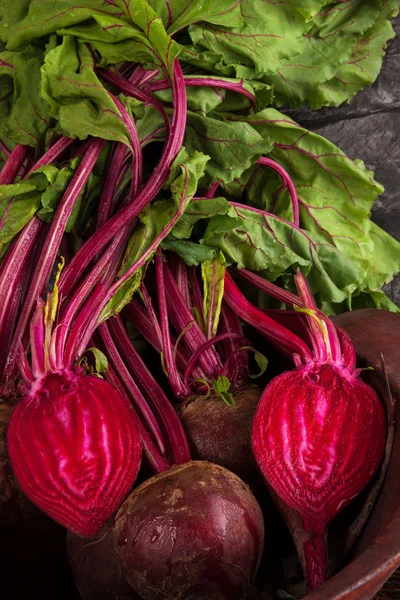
101, 69, 171, 137
183, 333, 247, 389
99, 322, 167, 457
104, 361, 169, 473
109, 316, 191, 465
25, 137, 75, 178
4, 139, 105, 381
0, 144, 31, 185
164, 262, 223, 378
58, 60, 185, 298
96, 142, 126, 230
304, 535, 327, 592
224, 271, 313, 365
156, 249, 189, 399
219, 302, 249, 387
257, 157, 299, 227
0, 218, 43, 378
146, 76, 256, 107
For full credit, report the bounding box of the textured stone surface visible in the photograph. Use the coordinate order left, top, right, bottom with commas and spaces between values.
288, 16, 400, 306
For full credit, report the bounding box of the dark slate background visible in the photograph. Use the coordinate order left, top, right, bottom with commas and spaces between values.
288, 15, 400, 307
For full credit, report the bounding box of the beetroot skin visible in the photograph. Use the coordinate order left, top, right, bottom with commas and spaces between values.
178, 386, 261, 483
67, 528, 139, 600
7, 371, 142, 537
0, 400, 20, 521
113, 461, 264, 600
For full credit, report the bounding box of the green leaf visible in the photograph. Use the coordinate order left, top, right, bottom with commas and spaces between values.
0, 0, 31, 44
41, 37, 131, 144
113, 0, 180, 72
312, 19, 396, 107
0, 185, 42, 252
213, 375, 235, 406
201, 250, 225, 339
205, 108, 400, 312
171, 196, 232, 239
0, 0, 120, 50
202, 202, 310, 275
101, 148, 209, 319
161, 238, 215, 265
36, 160, 81, 231
242, 109, 393, 299
263, 0, 382, 108
0, 51, 14, 141
83, 347, 109, 375
236, 346, 269, 379
249, 349, 268, 379
366, 221, 400, 292
381, 0, 400, 19
0, 46, 53, 148
184, 110, 273, 186
187, 0, 314, 79
161, 0, 242, 34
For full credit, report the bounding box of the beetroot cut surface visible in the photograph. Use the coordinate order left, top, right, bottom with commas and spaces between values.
8, 371, 141, 537
224, 270, 387, 591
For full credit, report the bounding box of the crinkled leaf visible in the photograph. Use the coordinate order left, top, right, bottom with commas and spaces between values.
381, 0, 400, 19
41, 37, 130, 144
101, 148, 209, 319
187, 0, 314, 79
212, 108, 400, 311
0, 51, 14, 140
0, 46, 53, 148
263, 0, 382, 108
241, 109, 397, 298
313, 19, 396, 108
312, 0, 381, 35
366, 221, 400, 291
201, 250, 225, 338
0, 0, 121, 49
153, 78, 273, 114
0, 188, 42, 252
292, 0, 330, 21
0, 158, 85, 251
161, 238, 215, 265
153, 0, 243, 34
184, 110, 273, 186
202, 202, 374, 307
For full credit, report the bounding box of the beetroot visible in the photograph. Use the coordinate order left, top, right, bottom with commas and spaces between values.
113, 461, 264, 600
67, 528, 139, 600
178, 386, 261, 484
0, 399, 20, 521
224, 270, 386, 591
8, 371, 142, 537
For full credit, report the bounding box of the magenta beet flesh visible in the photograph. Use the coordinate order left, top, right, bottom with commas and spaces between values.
113, 461, 264, 600
7, 371, 141, 537
252, 363, 386, 589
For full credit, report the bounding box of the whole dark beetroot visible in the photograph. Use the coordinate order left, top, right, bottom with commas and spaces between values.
113, 461, 264, 600
67, 528, 139, 600
177, 386, 261, 484
0, 399, 20, 520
